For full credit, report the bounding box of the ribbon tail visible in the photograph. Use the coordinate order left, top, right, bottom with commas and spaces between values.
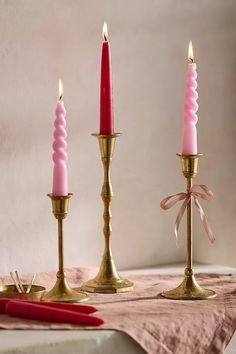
194, 199, 215, 243
174, 198, 190, 242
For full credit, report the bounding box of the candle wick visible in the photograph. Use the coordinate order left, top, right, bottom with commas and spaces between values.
104, 35, 107, 42
59, 95, 63, 100
188, 58, 194, 64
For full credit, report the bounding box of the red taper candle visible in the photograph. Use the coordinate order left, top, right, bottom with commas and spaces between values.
100, 22, 114, 135
6, 301, 104, 326
0, 298, 97, 314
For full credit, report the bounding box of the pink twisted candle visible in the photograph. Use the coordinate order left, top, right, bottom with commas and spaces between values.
52, 81, 68, 196
182, 42, 198, 155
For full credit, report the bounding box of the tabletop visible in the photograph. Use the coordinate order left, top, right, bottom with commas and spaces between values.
0, 263, 235, 354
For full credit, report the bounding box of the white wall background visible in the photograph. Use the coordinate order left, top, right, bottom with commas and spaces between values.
0, 0, 235, 274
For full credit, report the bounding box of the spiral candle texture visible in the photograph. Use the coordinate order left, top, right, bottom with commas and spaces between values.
182, 63, 198, 155
52, 101, 68, 196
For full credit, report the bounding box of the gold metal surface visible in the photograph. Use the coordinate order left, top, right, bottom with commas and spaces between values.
177, 153, 203, 178
161, 154, 216, 300
43, 194, 89, 303
0, 284, 45, 300
81, 134, 133, 293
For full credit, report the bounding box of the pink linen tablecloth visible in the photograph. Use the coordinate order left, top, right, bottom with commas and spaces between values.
0, 268, 236, 354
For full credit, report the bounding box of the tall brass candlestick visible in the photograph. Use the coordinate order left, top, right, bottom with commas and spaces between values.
81, 134, 133, 293
161, 154, 216, 300
43, 194, 89, 303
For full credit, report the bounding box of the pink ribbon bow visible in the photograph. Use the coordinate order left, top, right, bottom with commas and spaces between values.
160, 184, 215, 243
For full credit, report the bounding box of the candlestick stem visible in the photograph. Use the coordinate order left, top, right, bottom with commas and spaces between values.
102, 146, 113, 260
42, 194, 89, 303
186, 176, 192, 271
58, 219, 64, 273
161, 154, 216, 300
81, 133, 133, 293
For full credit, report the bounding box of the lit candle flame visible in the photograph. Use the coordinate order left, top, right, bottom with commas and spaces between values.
188, 41, 194, 62
59, 79, 63, 100
102, 22, 108, 41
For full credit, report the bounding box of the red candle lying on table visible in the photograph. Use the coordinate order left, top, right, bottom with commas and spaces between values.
0, 298, 97, 314
100, 22, 114, 135
6, 301, 103, 326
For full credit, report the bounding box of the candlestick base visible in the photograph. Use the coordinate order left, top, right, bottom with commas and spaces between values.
81, 256, 133, 293
43, 271, 89, 303
161, 268, 216, 300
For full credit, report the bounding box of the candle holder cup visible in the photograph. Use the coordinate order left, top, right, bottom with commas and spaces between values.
81, 133, 133, 293
161, 154, 216, 300
43, 194, 89, 303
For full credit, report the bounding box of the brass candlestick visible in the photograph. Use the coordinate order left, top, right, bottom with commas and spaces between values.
43, 194, 89, 303
161, 154, 216, 300
81, 133, 133, 293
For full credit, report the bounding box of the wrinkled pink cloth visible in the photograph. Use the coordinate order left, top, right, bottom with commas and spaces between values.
0, 268, 236, 354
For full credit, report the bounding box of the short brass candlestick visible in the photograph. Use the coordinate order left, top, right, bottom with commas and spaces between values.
43, 194, 89, 303
81, 133, 133, 293
161, 154, 216, 300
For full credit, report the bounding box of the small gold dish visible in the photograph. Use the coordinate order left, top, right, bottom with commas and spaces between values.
0, 285, 46, 301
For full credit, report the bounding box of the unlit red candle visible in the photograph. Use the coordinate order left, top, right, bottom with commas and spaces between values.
6, 300, 104, 326
100, 22, 114, 135
182, 41, 198, 155
52, 80, 68, 196
0, 299, 97, 314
